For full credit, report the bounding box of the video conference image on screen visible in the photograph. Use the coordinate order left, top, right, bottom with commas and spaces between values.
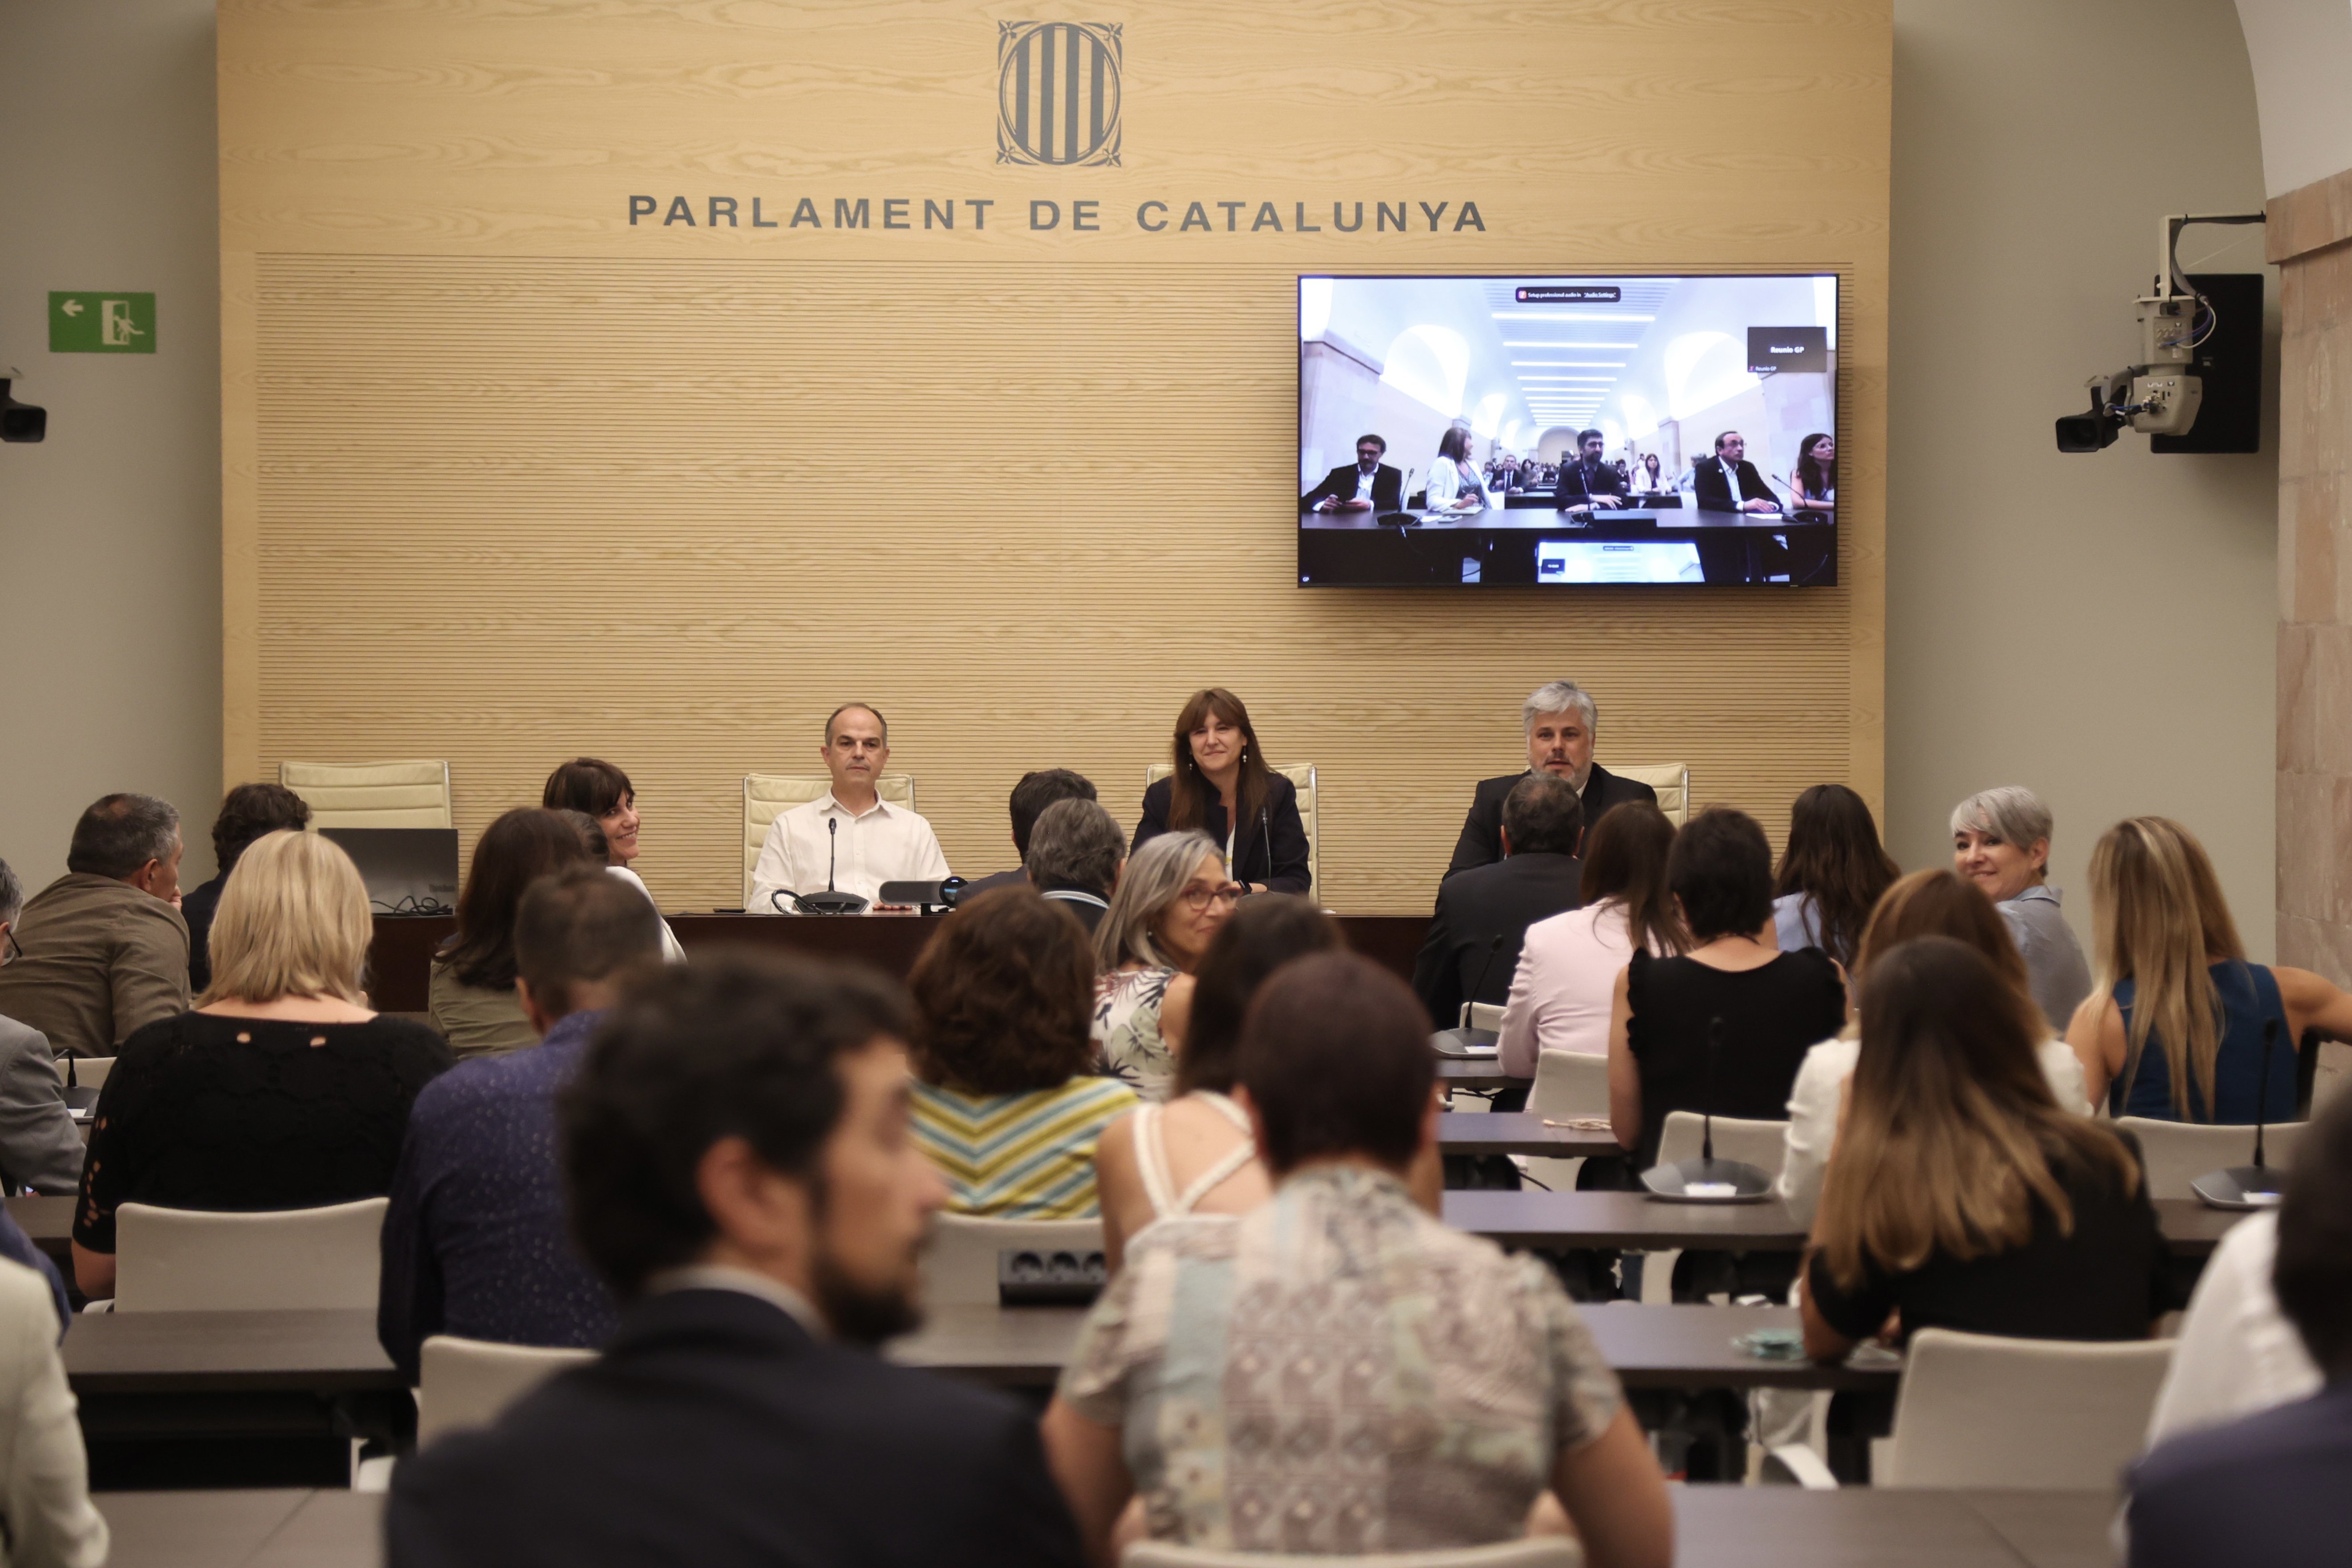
1298, 274, 1840, 588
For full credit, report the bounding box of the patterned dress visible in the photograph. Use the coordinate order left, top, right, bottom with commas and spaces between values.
910, 1076, 1139, 1219
1093, 966, 1178, 1101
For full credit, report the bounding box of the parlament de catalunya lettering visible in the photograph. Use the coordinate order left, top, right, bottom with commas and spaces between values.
627, 196, 1490, 234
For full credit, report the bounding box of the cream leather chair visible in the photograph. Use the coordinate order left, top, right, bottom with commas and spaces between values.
1652, 1110, 1787, 1180
111, 1197, 389, 1312
920, 1214, 1102, 1308
1874, 1329, 2176, 1489
739, 772, 918, 908
51, 1056, 112, 1089
1520, 1049, 1611, 1191
415, 1336, 596, 1447
1125, 1540, 1577, 1567
278, 760, 454, 829
2114, 1115, 2306, 1201
1143, 763, 1319, 897
1608, 764, 1688, 826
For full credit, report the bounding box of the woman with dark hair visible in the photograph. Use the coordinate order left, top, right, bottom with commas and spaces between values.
907, 888, 1139, 1218
1790, 432, 1835, 512
1094, 896, 1341, 1271
183, 782, 312, 992
1422, 426, 1491, 512
1634, 451, 1667, 495
1771, 783, 1900, 967
1131, 687, 1309, 897
429, 808, 595, 1059
543, 757, 685, 963
1498, 802, 1684, 1075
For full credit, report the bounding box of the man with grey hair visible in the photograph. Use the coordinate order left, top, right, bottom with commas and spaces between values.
1950, 784, 2092, 1030
1444, 681, 1657, 879
0, 794, 190, 1060
0, 860, 89, 1194
1024, 798, 1123, 934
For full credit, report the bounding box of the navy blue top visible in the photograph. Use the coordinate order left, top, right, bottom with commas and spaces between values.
2112, 962, 2296, 1123
378, 1009, 617, 1383
2128, 1380, 2352, 1568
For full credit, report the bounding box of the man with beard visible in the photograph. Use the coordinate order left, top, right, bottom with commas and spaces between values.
387, 952, 1085, 1568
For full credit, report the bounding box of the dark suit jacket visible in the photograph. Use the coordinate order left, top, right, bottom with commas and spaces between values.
1300, 462, 1402, 513
1040, 887, 1109, 933
1133, 773, 1310, 897
387, 1287, 1086, 1568
1444, 763, 1659, 880
1691, 454, 1778, 512
1411, 851, 1584, 1027
957, 868, 1028, 899
1553, 458, 1628, 509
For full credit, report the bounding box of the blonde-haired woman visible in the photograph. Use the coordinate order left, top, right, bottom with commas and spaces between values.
71, 831, 452, 1297
2068, 816, 2352, 1122
1090, 830, 1236, 1101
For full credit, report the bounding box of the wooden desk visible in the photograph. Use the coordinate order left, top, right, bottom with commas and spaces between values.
247, 1491, 383, 1568
8, 1193, 74, 1268
1436, 1059, 1527, 1093
99, 1489, 321, 1568
1671, 1486, 2112, 1568
888, 1303, 1088, 1386
63, 1309, 398, 1397
1437, 1113, 1617, 1159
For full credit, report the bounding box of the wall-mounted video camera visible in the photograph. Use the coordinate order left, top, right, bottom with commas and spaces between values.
0, 376, 43, 443
2056, 213, 2265, 455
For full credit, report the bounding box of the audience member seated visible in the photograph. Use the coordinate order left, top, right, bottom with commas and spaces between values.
0, 861, 92, 1198
1447, 680, 1657, 878
0, 793, 189, 1059
379, 866, 665, 1383
1609, 807, 1847, 1171
2070, 815, 2352, 1121
1778, 870, 2090, 1228
181, 782, 310, 993
1094, 896, 1341, 1271
1414, 772, 1585, 1029
749, 703, 950, 912
1788, 432, 1836, 513
542, 757, 687, 962
1951, 784, 2093, 1031
431, 808, 595, 1060
1553, 428, 1628, 512
1802, 936, 2167, 1362
906, 890, 1138, 1219
1499, 802, 1682, 1075
1043, 953, 1673, 1567
2142, 1206, 2319, 1449
1024, 798, 1123, 932
0, 1255, 106, 1568
2125, 1092, 2352, 1568
1300, 432, 1403, 514
1091, 831, 1234, 1101
1769, 782, 1897, 966
1132, 688, 1310, 897
72, 831, 452, 1299
1422, 424, 1491, 512
387, 953, 1085, 1568
962, 769, 1099, 897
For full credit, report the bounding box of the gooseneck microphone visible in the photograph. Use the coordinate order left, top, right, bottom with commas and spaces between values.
1641, 1014, 1773, 1201
2194, 1016, 2285, 1206
793, 814, 872, 916
828, 816, 838, 891
1467, 933, 1507, 1010
1260, 804, 1273, 886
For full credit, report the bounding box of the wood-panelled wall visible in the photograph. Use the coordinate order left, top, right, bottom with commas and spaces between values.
219, 0, 1891, 914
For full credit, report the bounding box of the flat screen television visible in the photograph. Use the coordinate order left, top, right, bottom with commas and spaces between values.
1298, 274, 1840, 587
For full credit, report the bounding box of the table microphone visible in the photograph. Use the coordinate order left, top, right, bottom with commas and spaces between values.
794, 816, 871, 916
1432, 935, 1508, 1056
1642, 1015, 1773, 1201
2193, 1016, 2285, 1208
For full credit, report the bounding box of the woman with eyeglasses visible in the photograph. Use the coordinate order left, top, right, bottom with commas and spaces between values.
1091, 831, 1238, 1102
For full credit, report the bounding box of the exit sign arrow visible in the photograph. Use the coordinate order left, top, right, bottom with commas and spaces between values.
50, 292, 154, 353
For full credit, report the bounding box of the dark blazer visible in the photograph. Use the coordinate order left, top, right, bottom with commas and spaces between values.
1411, 851, 1584, 1028
1133, 773, 1311, 897
1040, 887, 1110, 933
1444, 763, 1658, 880
1553, 458, 1628, 509
956, 868, 1028, 899
1691, 454, 1778, 512
387, 1287, 1086, 1568
1300, 462, 1402, 513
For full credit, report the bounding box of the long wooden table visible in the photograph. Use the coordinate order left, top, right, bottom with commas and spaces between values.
61, 1309, 399, 1397
1436, 1112, 1618, 1158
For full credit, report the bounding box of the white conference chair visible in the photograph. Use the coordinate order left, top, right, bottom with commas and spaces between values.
111, 1198, 388, 1312
2114, 1115, 2307, 1201
1634, 1113, 1789, 1304
921, 1213, 1102, 1308
1144, 762, 1319, 898
414, 1336, 596, 1448
1607, 764, 1689, 826
1519, 1049, 1611, 1190
1125, 1540, 1578, 1567
1873, 1328, 2176, 1489
278, 760, 454, 829
739, 771, 918, 908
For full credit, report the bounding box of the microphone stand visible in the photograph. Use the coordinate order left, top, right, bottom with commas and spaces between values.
1641, 1014, 1772, 1200
2194, 1015, 2287, 1206
794, 813, 872, 916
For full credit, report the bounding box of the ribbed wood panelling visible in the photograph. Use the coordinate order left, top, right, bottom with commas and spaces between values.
222, 0, 1891, 915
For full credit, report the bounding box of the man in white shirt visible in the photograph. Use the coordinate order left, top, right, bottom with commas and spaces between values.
749, 704, 950, 913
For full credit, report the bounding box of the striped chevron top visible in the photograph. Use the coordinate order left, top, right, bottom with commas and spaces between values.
911, 1075, 1141, 1219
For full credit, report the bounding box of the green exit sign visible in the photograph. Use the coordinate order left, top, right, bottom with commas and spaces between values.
49, 292, 155, 353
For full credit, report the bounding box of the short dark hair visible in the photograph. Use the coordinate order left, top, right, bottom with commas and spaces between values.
1502, 773, 1584, 856
209, 784, 311, 872
1668, 806, 1775, 942
825, 703, 887, 744
906, 888, 1097, 1094
1714, 429, 1741, 452
66, 794, 180, 880
1438, 427, 1472, 463
1577, 428, 1603, 445
1007, 769, 1097, 857
436, 808, 595, 991
541, 757, 633, 819
1179, 896, 1345, 1097
1025, 798, 1122, 899
515, 864, 664, 1018
561, 952, 908, 1297
1355, 433, 1386, 454
1239, 952, 1432, 1174
551, 809, 609, 865
2275, 1090, 2352, 1380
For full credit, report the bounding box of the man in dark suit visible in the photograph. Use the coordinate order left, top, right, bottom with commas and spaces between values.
1300, 432, 1402, 513
959, 768, 1097, 898
1445, 680, 1659, 879
1690, 429, 1782, 513
1414, 774, 1585, 1029
1023, 798, 1123, 933
1553, 429, 1629, 512
387, 953, 1087, 1568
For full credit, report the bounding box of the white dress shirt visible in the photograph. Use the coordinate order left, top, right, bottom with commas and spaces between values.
605, 865, 688, 963
2143, 1211, 2321, 1447
749, 792, 950, 913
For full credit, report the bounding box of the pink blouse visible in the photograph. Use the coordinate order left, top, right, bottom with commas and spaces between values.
1495, 902, 1636, 1077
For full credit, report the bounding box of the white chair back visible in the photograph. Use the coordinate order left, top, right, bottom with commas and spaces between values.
1464, 1002, 1505, 1032
278, 760, 453, 829
1527, 1050, 1610, 1122
1653, 1111, 1788, 1178
52, 1056, 113, 1089
415, 1336, 596, 1447
2114, 1115, 2307, 1201
1607, 764, 1689, 826
921, 1213, 1103, 1307
1125, 1539, 1578, 1567
740, 772, 917, 906
112, 1198, 389, 1312
1879, 1328, 2175, 1489
1145, 762, 1319, 899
